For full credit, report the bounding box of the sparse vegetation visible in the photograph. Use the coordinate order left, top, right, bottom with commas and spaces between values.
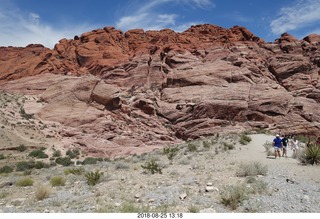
19, 106, 34, 120
52, 150, 61, 157
236, 162, 268, 177
85, 170, 103, 186
141, 159, 162, 174
187, 143, 197, 152
188, 205, 200, 213
202, 140, 211, 149
163, 146, 179, 161
82, 157, 98, 165
16, 160, 36, 172
28, 149, 48, 159
64, 167, 85, 175
220, 184, 248, 210
0, 154, 5, 160
17, 144, 27, 152
66, 148, 80, 159
15, 177, 34, 187
239, 134, 252, 145
35, 185, 51, 200
223, 142, 235, 151
55, 157, 72, 166
299, 144, 320, 165
0, 165, 14, 174
50, 176, 66, 187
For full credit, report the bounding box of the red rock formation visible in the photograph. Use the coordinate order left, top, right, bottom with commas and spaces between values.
0, 24, 320, 157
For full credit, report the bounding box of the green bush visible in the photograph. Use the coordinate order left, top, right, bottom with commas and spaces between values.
0, 154, 5, 160
55, 157, 72, 166
239, 134, 252, 145
64, 167, 85, 175
66, 149, 80, 159
187, 143, 197, 152
52, 150, 61, 157
34, 161, 50, 169
16, 160, 36, 172
223, 142, 235, 151
299, 144, 320, 165
85, 170, 103, 186
220, 184, 248, 210
19, 107, 34, 120
202, 141, 211, 149
82, 157, 98, 165
141, 159, 162, 174
28, 149, 48, 159
0, 165, 14, 174
50, 176, 66, 187
236, 162, 268, 177
17, 144, 27, 152
163, 146, 179, 161
16, 177, 34, 187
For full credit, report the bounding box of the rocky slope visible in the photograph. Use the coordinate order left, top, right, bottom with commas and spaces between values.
1, 24, 320, 157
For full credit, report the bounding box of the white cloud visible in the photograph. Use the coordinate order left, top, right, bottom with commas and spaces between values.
0, 5, 97, 48
270, 0, 320, 35
116, 0, 214, 32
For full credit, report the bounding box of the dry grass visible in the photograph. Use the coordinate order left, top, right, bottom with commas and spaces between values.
35, 185, 52, 200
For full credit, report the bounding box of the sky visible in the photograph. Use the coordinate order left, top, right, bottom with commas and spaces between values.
0, 0, 320, 48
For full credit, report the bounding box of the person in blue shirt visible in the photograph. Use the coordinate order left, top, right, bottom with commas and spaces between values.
272, 134, 283, 159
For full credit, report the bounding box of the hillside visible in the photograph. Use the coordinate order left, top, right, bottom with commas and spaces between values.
0, 24, 320, 157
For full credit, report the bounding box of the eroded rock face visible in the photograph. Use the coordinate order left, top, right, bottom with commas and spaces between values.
1, 24, 320, 157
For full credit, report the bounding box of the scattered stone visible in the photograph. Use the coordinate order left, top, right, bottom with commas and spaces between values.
179, 193, 187, 200
205, 186, 219, 193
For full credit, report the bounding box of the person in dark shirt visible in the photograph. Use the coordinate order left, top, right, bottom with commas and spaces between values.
281, 135, 289, 158
272, 134, 283, 159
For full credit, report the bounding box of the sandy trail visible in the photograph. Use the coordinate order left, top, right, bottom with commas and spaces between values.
230, 134, 320, 184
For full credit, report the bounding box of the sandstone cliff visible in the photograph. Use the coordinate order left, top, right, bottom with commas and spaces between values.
1, 24, 320, 157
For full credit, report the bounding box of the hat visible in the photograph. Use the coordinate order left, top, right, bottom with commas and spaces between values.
276, 134, 279, 137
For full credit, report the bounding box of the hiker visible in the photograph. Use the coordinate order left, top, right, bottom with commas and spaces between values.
290, 137, 299, 157
272, 134, 283, 159
282, 135, 289, 158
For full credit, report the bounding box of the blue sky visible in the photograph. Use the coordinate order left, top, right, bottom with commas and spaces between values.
0, 0, 320, 48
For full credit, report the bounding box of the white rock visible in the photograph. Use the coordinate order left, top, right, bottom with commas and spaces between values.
179, 193, 187, 200
205, 186, 219, 192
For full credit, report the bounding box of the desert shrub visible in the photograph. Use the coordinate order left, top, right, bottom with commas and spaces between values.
66, 148, 80, 159
223, 142, 235, 151
188, 205, 200, 213
23, 169, 32, 175
299, 144, 320, 165
16, 160, 36, 172
50, 176, 66, 187
0, 154, 5, 160
82, 157, 98, 165
85, 170, 103, 186
202, 140, 211, 149
64, 167, 85, 175
16, 177, 34, 187
187, 143, 197, 152
262, 141, 273, 156
35, 185, 51, 200
236, 162, 268, 177
163, 146, 179, 161
55, 157, 72, 166
249, 180, 268, 194
220, 184, 248, 210
118, 202, 148, 213
28, 149, 48, 159
245, 176, 257, 184
52, 150, 61, 157
17, 144, 27, 152
114, 161, 130, 170
141, 159, 162, 174
19, 107, 34, 120
0, 165, 14, 174
239, 134, 252, 145
34, 161, 50, 169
